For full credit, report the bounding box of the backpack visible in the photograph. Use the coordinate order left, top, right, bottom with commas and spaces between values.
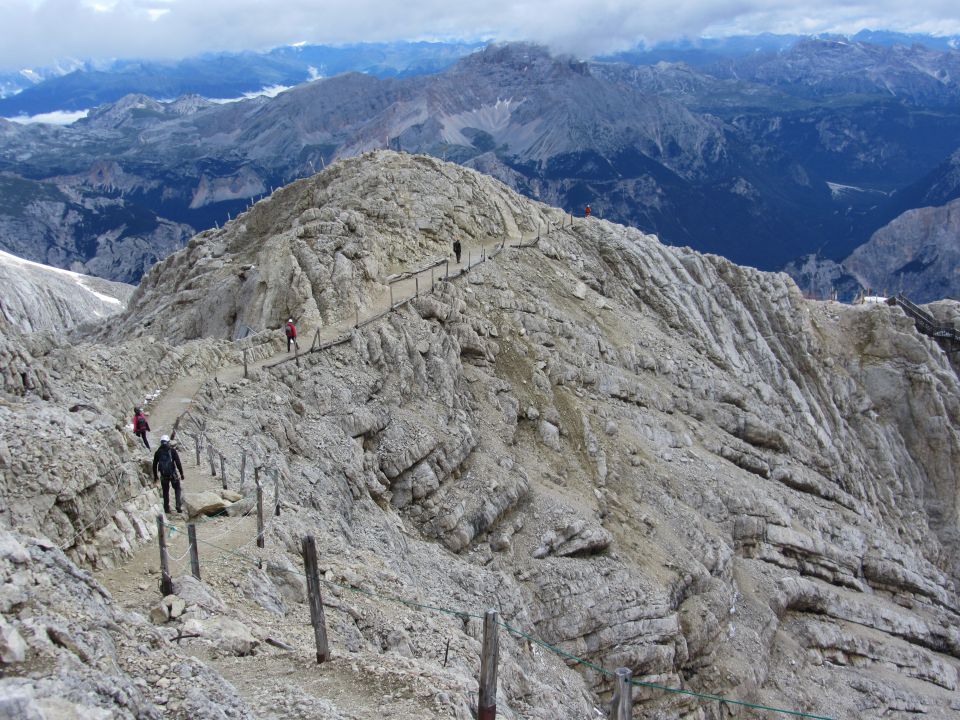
157, 446, 177, 477
135, 415, 148, 432
285, 323, 294, 338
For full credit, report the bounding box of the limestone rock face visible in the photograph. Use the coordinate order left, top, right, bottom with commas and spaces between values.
845, 196, 960, 302
4, 152, 960, 719
0, 529, 253, 718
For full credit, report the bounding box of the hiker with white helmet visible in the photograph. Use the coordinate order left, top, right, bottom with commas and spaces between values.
152, 435, 185, 515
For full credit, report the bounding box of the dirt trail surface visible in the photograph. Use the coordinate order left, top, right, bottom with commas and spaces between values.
95, 227, 548, 720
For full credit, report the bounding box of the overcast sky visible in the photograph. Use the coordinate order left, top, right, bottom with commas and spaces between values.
3, 0, 960, 71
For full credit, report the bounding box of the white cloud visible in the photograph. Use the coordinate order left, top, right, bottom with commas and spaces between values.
1, 0, 959, 71
6, 109, 89, 124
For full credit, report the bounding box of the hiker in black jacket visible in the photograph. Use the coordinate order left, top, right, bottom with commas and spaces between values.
152, 435, 185, 514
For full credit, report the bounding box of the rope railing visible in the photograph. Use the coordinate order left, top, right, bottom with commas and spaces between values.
159, 520, 836, 720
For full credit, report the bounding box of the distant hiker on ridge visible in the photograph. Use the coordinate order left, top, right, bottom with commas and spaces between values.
285, 318, 298, 352
453, 239, 462, 264
152, 435, 184, 515
133, 406, 150, 449
584, 204, 591, 218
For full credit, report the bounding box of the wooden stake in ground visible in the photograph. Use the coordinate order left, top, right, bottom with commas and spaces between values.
206, 443, 217, 477
273, 467, 281, 516
219, 452, 227, 490
255, 469, 265, 549
302, 535, 331, 663
609, 667, 633, 720
240, 449, 247, 490
478, 609, 499, 720
187, 523, 201, 581
156, 515, 174, 596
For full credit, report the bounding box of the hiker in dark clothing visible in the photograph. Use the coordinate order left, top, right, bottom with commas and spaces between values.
152, 435, 185, 514
453, 239, 462, 264
133, 407, 150, 449
285, 318, 298, 352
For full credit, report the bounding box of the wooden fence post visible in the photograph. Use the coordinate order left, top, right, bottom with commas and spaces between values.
156, 515, 174, 596
302, 535, 331, 663
206, 443, 217, 477
187, 523, 201, 581
256, 469, 265, 549
478, 609, 499, 720
273, 467, 281, 516
219, 453, 227, 489
609, 667, 633, 720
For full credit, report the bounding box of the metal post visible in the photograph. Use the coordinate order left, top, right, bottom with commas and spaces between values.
156, 515, 173, 596
478, 609, 499, 720
390, 284, 394, 308
468, 250, 472, 269
355, 304, 359, 328
193, 435, 201, 466
609, 667, 633, 720
302, 535, 331, 663
243, 348, 249, 379
219, 453, 227, 489
415, 276, 419, 297
445, 260, 450, 280
187, 523, 201, 581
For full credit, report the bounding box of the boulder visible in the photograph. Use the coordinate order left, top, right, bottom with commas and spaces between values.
184, 491, 232, 518
0, 617, 26, 664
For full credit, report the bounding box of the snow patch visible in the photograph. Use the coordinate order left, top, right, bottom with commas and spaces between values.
0, 250, 122, 305
208, 85, 292, 104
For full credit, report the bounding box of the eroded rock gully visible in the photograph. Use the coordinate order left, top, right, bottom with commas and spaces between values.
2, 152, 959, 718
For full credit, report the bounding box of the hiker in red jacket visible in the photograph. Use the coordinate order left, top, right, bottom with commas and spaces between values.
133, 406, 150, 449
285, 318, 298, 352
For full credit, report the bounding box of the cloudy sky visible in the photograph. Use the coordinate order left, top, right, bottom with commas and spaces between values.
3, 0, 960, 71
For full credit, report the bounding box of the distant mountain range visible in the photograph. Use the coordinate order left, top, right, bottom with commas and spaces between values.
2, 36, 959, 300
0, 42, 485, 116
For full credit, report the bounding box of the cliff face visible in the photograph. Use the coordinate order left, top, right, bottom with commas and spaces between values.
844, 196, 960, 301
2, 152, 959, 719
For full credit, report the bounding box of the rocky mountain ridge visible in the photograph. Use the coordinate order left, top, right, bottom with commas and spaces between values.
4, 41, 960, 293
2, 152, 959, 718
